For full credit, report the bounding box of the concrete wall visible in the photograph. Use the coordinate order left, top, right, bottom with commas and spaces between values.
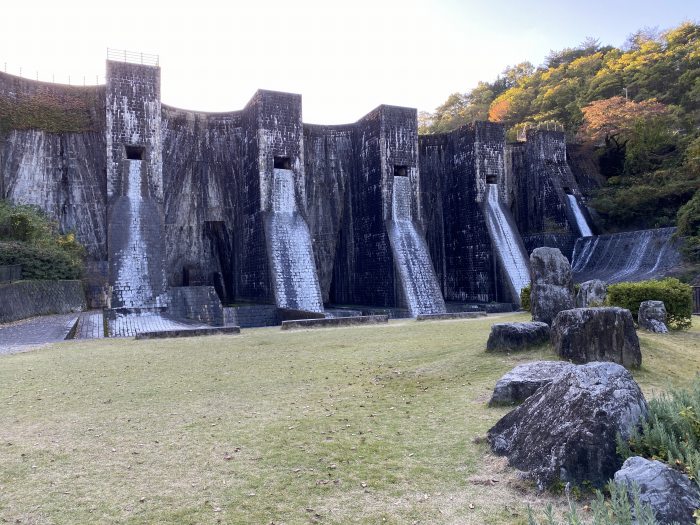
0, 280, 86, 323
0, 60, 606, 317
169, 286, 224, 326
420, 123, 499, 303
106, 61, 168, 308
509, 130, 586, 259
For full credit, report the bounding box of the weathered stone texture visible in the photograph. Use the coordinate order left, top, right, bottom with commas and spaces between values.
575, 279, 607, 307
529, 247, 575, 325
420, 123, 502, 303
551, 307, 642, 368
614, 456, 700, 525
486, 321, 550, 352
488, 362, 647, 489
638, 300, 669, 333
489, 361, 574, 406
509, 131, 580, 259
169, 286, 224, 326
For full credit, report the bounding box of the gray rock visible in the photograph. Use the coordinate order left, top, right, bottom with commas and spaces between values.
487, 362, 647, 490
486, 322, 550, 352
576, 279, 607, 308
551, 307, 642, 369
489, 361, 574, 406
614, 456, 700, 525
530, 247, 575, 325
638, 300, 669, 334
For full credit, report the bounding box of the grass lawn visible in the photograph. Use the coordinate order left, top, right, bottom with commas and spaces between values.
1, 313, 699, 524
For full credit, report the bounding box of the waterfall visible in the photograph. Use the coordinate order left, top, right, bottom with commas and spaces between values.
113, 160, 165, 308
387, 176, 446, 316
571, 227, 681, 283
566, 194, 593, 237
265, 169, 324, 313
484, 184, 530, 304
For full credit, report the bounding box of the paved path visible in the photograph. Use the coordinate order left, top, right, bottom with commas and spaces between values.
75, 311, 105, 339
108, 311, 207, 338
0, 314, 79, 355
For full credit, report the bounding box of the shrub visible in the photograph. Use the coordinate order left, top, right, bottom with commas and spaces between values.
527, 482, 658, 525
0, 241, 82, 280
618, 376, 700, 487
606, 278, 692, 329
521, 284, 531, 311
0, 200, 84, 280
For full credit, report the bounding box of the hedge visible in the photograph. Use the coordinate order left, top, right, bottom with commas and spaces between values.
0, 241, 82, 280
607, 278, 692, 330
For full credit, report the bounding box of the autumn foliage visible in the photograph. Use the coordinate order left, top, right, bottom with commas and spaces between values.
578, 96, 669, 145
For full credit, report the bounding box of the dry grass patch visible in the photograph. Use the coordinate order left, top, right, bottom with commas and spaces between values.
0, 314, 698, 524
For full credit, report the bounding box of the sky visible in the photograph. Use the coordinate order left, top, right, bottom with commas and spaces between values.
1, 1, 697, 124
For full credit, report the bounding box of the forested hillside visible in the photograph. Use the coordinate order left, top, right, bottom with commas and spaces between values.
421, 22, 699, 262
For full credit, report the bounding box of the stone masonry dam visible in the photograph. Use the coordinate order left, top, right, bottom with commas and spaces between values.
0, 55, 683, 326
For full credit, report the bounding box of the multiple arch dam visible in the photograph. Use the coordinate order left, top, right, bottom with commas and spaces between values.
0, 56, 683, 325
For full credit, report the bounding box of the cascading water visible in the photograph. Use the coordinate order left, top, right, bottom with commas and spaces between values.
387, 176, 446, 316
566, 194, 593, 237
113, 160, 165, 308
484, 184, 530, 304
571, 227, 681, 283
265, 169, 324, 313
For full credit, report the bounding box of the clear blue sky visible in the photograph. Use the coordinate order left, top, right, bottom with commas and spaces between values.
1, 0, 697, 123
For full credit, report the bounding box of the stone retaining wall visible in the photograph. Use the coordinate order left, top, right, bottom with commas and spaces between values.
281, 315, 389, 330
223, 305, 279, 328
0, 280, 86, 323
169, 286, 224, 326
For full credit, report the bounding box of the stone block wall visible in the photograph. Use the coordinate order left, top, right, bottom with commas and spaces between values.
0, 280, 86, 323
1, 60, 600, 318
223, 304, 279, 328
161, 106, 242, 301
509, 130, 582, 258
169, 286, 224, 326
420, 124, 497, 303
106, 61, 167, 308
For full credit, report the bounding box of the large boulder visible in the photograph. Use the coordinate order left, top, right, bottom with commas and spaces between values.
575, 279, 607, 308
530, 247, 575, 325
488, 361, 574, 406
551, 307, 641, 369
487, 362, 647, 490
638, 300, 669, 334
614, 456, 700, 525
486, 322, 550, 353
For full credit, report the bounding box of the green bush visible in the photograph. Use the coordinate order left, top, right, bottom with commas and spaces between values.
0, 200, 84, 280
606, 278, 693, 329
0, 241, 83, 280
527, 482, 658, 525
618, 376, 700, 487
520, 284, 531, 311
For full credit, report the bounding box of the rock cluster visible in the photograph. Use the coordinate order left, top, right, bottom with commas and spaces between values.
550, 307, 641, 368
487, 362, 647, 489
529, 247, 575, 325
